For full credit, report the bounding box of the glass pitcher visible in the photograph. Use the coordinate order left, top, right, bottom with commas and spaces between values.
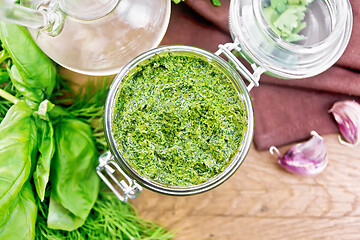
0, 0, 171, 75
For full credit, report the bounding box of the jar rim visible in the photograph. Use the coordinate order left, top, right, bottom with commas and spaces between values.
104, 45, 254, 195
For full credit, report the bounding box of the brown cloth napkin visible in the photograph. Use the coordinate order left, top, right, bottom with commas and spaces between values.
161, 0, 360, 150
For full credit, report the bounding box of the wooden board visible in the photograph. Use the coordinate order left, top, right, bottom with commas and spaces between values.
132, 134, 360, 240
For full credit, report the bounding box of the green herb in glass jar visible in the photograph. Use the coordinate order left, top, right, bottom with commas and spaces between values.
112, 53, 247, 187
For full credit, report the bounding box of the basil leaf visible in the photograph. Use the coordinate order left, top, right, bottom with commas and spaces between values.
0, 101, 37, 226
0, 22, 56, 102
32, 100, 56, 201
8, 64, 41, 107
50, 118, 99, 229
47, 194, 84, 231
0, 182, 37, 240
33, 120, 55, 201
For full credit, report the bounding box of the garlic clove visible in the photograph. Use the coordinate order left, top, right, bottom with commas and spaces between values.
270, 131, 328, 176
329, 100, 360, 147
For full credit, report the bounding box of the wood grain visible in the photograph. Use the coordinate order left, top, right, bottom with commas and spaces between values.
132, 134, 360, 240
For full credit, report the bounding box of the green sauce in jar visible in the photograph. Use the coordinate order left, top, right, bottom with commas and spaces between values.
112, 53, 247, 186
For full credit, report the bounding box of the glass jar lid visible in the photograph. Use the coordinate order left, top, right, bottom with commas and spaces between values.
229, 0, 353, 79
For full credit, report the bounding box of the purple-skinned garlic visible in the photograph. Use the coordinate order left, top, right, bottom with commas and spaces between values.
269, 131, 328, 176
329, 100, 360, 147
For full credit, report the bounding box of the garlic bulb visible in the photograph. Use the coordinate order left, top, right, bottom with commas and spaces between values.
329, 100, 360, 147
270, 131, 328, 176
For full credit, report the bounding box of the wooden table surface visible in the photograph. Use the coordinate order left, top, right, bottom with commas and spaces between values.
132, 134, 360, 240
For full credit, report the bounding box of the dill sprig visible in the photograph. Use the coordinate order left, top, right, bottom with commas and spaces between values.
36, 190, 175, 240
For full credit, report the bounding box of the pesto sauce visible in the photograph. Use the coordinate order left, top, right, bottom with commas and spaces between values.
112, 53, 247, 186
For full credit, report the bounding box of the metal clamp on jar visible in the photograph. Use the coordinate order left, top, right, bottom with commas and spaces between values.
97, 0, 353, 201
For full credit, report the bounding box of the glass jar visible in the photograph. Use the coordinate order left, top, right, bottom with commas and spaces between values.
229, 0, 353, 79
97, 45, 254, 201
97, 0, 353, 201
